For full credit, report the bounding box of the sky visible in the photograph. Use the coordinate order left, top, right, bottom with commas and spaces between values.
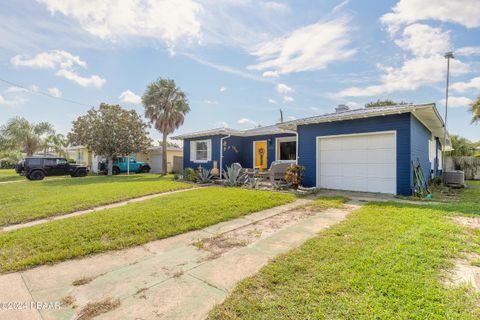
0, 0, 479, 144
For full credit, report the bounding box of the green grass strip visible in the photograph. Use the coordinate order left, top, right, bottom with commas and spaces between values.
209, 184, 480, 319
0, 187, 296, 273
0, 174, 192, 226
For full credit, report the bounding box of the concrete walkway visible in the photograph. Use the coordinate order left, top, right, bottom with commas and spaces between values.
1, 187, 200, 233
0, 199, 359, 320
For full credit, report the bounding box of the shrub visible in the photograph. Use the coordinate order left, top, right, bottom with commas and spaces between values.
196, 167, 212, 184
223, 165, 247, 187
284, 165, 305, 189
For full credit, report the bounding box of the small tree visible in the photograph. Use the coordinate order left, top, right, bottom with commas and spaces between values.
143, 78, 190, 174
68, 103, 152, 175
470, 95, 480, 124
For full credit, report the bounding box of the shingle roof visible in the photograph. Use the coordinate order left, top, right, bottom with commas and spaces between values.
171, 124, 293, 140
278, 103, 438, 129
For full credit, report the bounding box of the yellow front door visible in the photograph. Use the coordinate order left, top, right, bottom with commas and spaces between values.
254, 141, 267, 171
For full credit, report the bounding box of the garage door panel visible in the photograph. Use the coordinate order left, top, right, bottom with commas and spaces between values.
320, 139, 340, 151
367, 149, 396, 164
343, 150, 367, 164
320, 163, 342, 176
367, 164, 395, 179
342, 164, 367, 177
367, 178, 395, 194
368, 134, 393, 149
318, 132, 396, 194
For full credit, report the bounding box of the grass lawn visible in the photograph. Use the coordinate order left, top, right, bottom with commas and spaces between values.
0, 187, 296, 273
0, 169, 23, 182
0, 174, 192, 226
209, 182, 480, 319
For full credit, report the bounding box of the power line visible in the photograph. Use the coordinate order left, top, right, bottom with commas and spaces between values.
0, 78, 94, 108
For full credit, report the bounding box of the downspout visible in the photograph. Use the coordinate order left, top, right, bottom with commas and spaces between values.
219, 135, 231, 178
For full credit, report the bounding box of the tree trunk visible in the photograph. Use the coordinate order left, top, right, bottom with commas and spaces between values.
107, 156, 113, 176
162, 133, 168, 174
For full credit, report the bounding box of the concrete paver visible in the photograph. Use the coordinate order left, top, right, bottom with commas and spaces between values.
0, 199, 358, 320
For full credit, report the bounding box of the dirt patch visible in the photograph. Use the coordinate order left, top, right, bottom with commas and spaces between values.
193, 204, 328, 259
445, 255, 480, 291
452, 216, 480, 229
72, 276, 96, 286
75, 297, 121, 320
135, 287, 148, 299
61, 295, 76, 308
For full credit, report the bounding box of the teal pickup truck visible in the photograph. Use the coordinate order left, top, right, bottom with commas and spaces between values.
99, 156, 151, 175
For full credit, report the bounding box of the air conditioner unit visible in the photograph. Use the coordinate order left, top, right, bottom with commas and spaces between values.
444, 171, 465, 187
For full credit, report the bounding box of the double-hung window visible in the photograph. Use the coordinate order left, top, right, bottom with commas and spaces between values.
190, 139, 212, 163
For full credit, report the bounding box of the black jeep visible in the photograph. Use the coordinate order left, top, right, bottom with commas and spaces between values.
15, 157, 89, 180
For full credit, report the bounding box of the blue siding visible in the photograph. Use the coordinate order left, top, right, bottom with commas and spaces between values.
183, 135, 223, 170
410, 115, 432, 184
222, 136, 243, 170
183, 133, 296, 172
240, 134, 296, 169
297, 113, 412, 195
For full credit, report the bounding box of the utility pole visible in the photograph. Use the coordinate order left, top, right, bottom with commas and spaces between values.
280, 109, 284, 123
442, 51, 454, 179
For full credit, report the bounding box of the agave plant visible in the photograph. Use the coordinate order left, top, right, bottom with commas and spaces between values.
196, 167, 213, 184
223, 165, 247, 187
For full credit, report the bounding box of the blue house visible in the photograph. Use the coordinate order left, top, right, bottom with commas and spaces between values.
172, 103, 448, 196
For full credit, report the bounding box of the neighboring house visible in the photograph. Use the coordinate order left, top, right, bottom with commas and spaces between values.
67, 145, 102, 173
172, 103, 449, 196
136, 146, 183, 173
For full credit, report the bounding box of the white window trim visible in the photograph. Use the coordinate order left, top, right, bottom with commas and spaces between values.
190, 139, 212, 163
275, 136, 297, 162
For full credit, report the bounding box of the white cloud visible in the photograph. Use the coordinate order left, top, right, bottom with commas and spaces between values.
220, 86, 227, 92
119, 89, 141, 104
451, 76, 480, 92
283, 95, 294, 103
237, 118, 257, 126
276, 83, 293, 94
336, 23, 469, 97
262, 71, 279, 78
56, 69, 106, 88
394, 24, 451, 57
5, 86, 28, 93
268, 98, 277, 104
457, 46, 480, 56
203, 99, 218, 105
381, 0, 480, 34
438, 96, 473, 108
217, 121, 229, 128
37, 0, 203, 51
248, 17, 356, 74
11, 50, 86, 69
48, 87, 62, 97
261, 1, 289, 12
287, 116, 296, 120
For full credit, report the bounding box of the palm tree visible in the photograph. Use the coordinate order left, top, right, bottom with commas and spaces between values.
42, 133, 69, 157
471, 96, 480, 124
0, 117, 54, 156
142, 78, 190, 173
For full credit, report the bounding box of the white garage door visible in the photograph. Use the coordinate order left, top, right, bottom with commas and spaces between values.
317, 132, 396, 194
150, 155, 163, 173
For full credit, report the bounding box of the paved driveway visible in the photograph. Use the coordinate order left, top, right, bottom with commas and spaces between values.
0, 199, 358, 320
